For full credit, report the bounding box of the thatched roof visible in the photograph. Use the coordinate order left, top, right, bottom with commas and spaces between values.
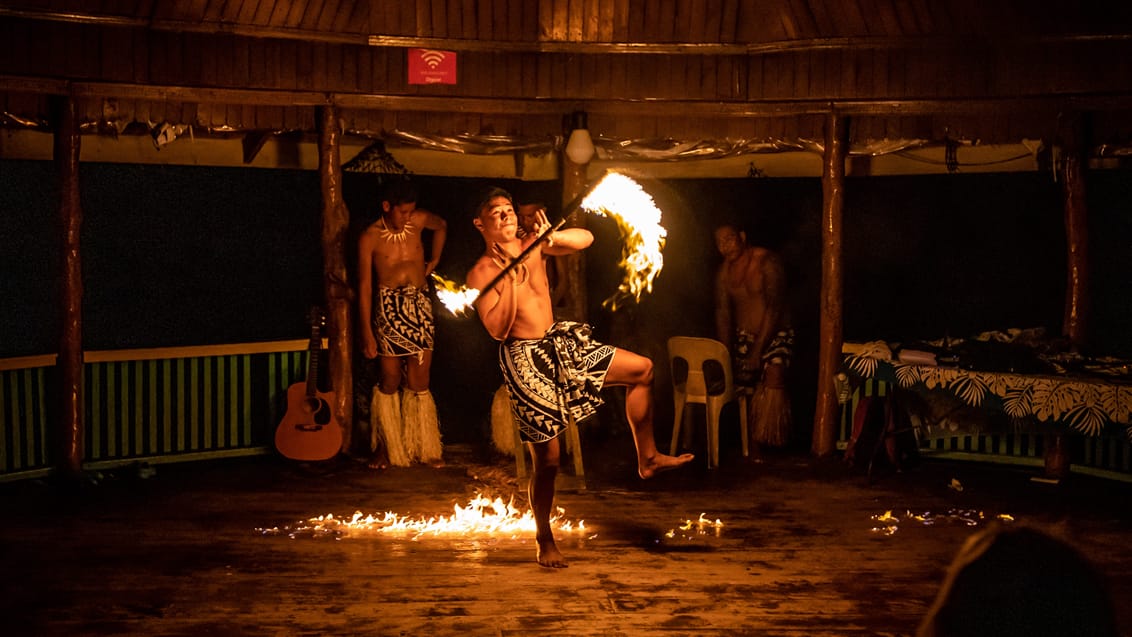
3, 1, 1132, 173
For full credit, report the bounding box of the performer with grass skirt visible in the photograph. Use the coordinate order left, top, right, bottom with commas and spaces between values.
357, 180, 447, 469
714, 223, 794, 453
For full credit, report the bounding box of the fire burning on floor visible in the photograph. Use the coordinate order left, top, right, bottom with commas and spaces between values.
870, 509, 1015, 536
665, 513, 724, 540
257, 493, 586, 541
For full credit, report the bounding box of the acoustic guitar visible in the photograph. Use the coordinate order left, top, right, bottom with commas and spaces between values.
275, 307, 343, 461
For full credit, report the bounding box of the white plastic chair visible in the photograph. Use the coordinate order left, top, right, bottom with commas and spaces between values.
667, 336, 749, 468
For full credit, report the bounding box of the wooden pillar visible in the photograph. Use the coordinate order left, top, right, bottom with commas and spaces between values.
317, 104, 353, 453
1042, 434, 1071, 481
1061, 132, 1090, 348
557, 149, 589, 322
812, 112, 848, 458
1044, 117, 1092, 480
52, 95, 85, 478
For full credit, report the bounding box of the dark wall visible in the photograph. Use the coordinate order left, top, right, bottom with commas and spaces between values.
844, 173, 1069, 342
1, 161, 325, 351
2, 161, 58, 352
1087, 171, 1132, 357
3, 159, 1131, 448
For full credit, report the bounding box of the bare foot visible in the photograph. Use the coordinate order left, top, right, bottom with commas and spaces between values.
536, 533, 568, 568
367, 456, 388, 470
425, 458, 446, 468
639, 452, 695, 479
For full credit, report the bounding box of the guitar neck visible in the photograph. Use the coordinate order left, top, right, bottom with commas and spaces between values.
306, 323, 321, 398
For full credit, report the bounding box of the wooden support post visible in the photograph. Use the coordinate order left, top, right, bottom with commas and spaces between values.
317, 105, 353, 453
557, 148, 589, 323
551, 138, 591, 487
52, 94, 85, 479
1061, 132, 1090, 349
812, 112, 848, 458
1045, 116, 1092, 480
1041, 434, 1071, 481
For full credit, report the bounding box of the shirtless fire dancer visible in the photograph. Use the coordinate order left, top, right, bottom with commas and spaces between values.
467, 187, 693, 568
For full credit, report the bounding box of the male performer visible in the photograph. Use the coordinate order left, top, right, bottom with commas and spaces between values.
467, 187, 692, 568
489, 200, 564, 456
713, 222, 794, 450
357, 180, 447, 468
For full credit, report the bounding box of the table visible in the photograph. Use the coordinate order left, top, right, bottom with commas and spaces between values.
843, 343, 1132, 440
843, 342, 1132, 479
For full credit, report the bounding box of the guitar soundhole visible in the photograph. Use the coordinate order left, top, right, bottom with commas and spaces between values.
303, 397, 333, 425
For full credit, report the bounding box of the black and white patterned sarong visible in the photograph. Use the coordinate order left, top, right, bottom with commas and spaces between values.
375, 286, 434, 360
499, 321, 617, 443
761, 328, 795, 366
734, 328, 795, 387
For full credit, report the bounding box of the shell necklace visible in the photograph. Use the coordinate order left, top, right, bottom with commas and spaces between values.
378, 218, 415, 243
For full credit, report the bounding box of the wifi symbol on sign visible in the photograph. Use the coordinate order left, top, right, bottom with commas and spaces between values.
419, 50, 447, 69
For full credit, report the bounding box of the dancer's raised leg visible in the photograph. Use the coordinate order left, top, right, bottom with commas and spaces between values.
605, 349, 694, 478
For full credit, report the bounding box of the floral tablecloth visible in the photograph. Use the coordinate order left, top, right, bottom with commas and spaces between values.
843, 341, 1132, 440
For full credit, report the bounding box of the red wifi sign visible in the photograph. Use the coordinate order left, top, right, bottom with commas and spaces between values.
408, 48, 457, 85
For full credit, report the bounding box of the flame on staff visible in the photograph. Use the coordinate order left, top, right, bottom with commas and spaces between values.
580, 172, 667, 310
430, 172, 668, 315
432, 272, 478, 316
258, 493, 586, 541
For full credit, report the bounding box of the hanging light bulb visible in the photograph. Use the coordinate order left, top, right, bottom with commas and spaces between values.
564, 111, 596, 165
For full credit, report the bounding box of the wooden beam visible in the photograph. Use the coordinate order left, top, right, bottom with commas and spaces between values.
241, 130, 272, 164
7, 75, 1132, 119
62, 80, 332, 106
812, 112, 847, 458
82, 340, 317, 362
0, 354, 58, 372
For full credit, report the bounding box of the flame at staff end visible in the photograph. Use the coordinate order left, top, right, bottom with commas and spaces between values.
579, 173, 667, 310
432, 272, 478, 315
430, 171, 666, 315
